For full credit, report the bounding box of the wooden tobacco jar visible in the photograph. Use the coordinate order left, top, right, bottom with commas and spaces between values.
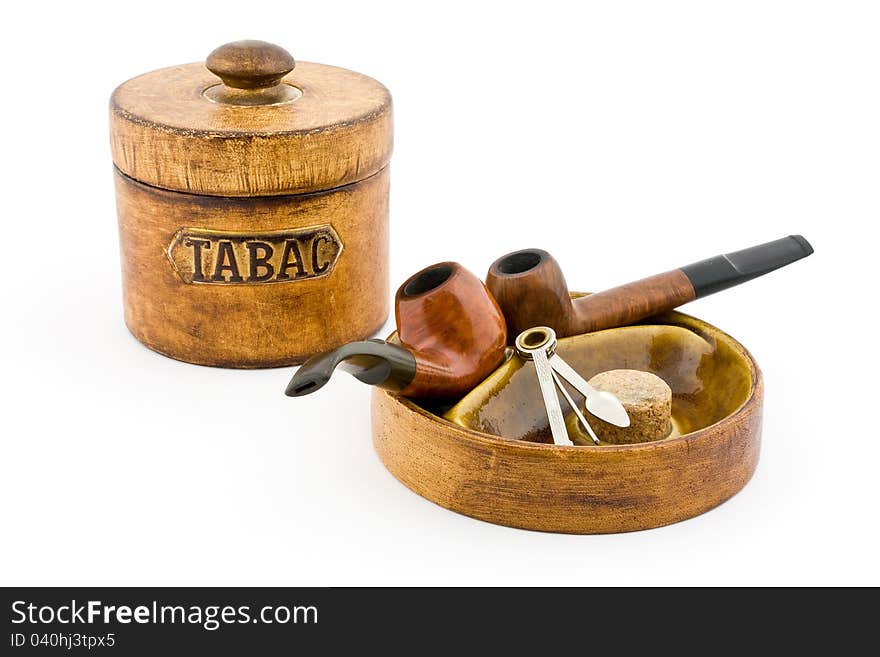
110, 40, 393, 367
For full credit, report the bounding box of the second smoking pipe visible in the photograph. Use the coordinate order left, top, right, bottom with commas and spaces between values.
486, 235, 814, 339
286, 262, 508, 400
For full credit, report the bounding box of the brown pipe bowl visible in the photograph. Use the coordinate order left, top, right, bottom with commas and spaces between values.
371, 304, 762, 534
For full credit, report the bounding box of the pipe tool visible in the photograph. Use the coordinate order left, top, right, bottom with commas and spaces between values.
514, 326, 630, 445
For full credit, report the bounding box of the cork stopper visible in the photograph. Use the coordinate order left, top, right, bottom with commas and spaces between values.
566, 369, 674, 445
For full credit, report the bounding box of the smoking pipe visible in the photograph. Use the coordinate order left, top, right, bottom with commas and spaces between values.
286, 262, 508, 400
486, 235, 814, 339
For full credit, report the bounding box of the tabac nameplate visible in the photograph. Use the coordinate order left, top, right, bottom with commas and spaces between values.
167, 226, 343, 285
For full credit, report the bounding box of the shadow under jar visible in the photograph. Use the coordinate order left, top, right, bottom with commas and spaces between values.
110, 40, 393, 367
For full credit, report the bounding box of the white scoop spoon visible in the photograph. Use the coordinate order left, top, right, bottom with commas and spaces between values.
515, 327, 630, 447
547, 354, 631, 428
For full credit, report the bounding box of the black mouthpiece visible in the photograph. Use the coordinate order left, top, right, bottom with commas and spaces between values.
681, 235, 814, 298
285, 340, 417, 397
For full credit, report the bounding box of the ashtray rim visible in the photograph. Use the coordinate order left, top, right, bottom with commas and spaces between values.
371, 303, 764, 534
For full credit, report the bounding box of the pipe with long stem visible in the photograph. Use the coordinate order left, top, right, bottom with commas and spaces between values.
486, 235, 814, 339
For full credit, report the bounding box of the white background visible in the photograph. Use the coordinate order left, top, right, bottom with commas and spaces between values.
1, 1, 877, 586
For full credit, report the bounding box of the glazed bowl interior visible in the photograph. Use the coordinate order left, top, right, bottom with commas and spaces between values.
442, 310, 755, 444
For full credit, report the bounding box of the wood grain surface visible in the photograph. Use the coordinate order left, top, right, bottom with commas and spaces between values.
487, 249, 697, 339
372, 311, 762, 534
115, 168, 389, 367
569, 269, 697, 334
110, 60, 392, 196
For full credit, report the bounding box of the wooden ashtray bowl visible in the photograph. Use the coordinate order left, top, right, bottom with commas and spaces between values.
371, 308, 762, 534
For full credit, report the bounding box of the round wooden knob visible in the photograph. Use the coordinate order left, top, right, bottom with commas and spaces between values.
206, 40, 295, 90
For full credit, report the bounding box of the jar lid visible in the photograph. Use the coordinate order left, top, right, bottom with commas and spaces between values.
110, 40, 392, 196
